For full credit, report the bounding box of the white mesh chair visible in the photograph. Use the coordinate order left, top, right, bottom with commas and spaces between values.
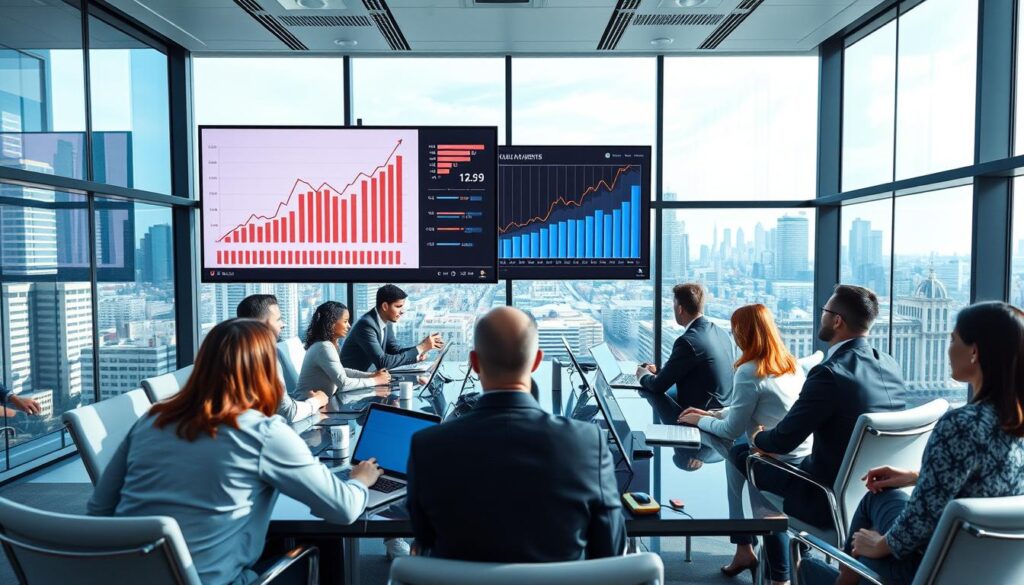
0, 496, 317, 585
141, 366, 194, 404
277, 338, 307, 394
748, 399, 949, 547
791, 495, 1024, 585
388, 553, 664, 585
62, 389, 152, 485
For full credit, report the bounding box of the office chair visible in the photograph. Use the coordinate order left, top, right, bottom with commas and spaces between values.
0, 496, 318, 585
141, 365, 194, 404
62, 389, 152, 485
748, 398, 949, 547
790, 495, 1024, 585
388, 553, 664, 585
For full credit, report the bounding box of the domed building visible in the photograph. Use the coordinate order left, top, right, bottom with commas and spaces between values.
893, 269, 959, 400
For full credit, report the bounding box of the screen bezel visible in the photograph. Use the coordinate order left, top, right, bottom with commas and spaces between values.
198, 124, 499, 284
350, 402, 441, 478
590, 367, 634, 474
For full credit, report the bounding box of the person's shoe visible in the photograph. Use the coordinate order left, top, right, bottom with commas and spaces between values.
720, 558, 758, 578
384, 538, 410, 561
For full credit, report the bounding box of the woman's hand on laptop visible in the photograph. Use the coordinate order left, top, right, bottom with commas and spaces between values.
351, 458, 384, 488
636, 363, 657, 377
372, 370, 392, 386
307, 390, 329, 410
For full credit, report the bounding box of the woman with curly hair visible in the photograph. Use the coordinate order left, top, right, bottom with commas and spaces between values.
296, 301, 390, 400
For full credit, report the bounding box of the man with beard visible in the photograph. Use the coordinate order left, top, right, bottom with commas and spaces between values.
729, 284, 906, 585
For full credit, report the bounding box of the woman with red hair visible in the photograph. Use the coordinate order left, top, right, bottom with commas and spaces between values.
88, 319, 383, 585
679, 303, 813, 579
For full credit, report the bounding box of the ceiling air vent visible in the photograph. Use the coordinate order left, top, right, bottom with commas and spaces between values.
234, 0, 309, 50
278, 15, 373, 26
597, 0, 641, 51
362, 0, 411, 51
632, 13, 724, 26
697, 0, 762, 50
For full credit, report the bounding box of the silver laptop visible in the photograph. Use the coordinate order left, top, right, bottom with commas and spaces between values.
644, 423, 701, 447
389, 343, 452, 374
348, 403, 440, 509
589, 342, 643, 389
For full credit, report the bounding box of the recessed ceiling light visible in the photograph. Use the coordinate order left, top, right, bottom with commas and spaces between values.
297, 0, 329, 7
675, 0, 708, 6
334, 39, 358, 47
650, 37, 674, 46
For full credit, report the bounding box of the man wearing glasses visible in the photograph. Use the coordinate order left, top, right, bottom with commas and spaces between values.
731, 284, 907, 585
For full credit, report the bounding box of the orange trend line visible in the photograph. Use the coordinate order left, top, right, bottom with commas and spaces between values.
215, 139, 403, 243
498, 164, 636, 234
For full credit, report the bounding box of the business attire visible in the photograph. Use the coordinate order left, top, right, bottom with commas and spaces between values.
732, 337, 906, 582
275, 358, 323, 422
88, 410, 369, 585
340, 309, 419, 371
698, 361, 812, 547
801, 402, 1024, 585
406, 390, 627, 562
639, 316, 735, 411
294, 340, 376, 400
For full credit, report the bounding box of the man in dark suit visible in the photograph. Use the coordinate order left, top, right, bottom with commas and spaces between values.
729, 284, 906, 583
635, 283, 735, 411
339, 284, 444, 371
406, 307, 626, 561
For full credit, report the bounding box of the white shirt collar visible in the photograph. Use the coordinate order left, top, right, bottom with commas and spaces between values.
374, 309, 387, 336
826, 338, 856, 360
681, 314, 701, 330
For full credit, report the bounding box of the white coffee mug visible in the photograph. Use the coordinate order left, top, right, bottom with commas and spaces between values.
400, 381, 414, 399
329, 424, 350, 451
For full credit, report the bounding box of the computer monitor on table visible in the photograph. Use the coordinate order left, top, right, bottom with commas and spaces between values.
591, 366, 634, 474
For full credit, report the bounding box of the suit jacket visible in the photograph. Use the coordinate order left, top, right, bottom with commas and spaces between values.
753, 337, 906, 523
339, 309, 418, 371
639, 316, 735, 410
406, 391, 627, 562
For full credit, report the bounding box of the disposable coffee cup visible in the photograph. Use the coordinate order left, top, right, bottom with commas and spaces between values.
400, 381, 414, 400
329, 424, 350, 451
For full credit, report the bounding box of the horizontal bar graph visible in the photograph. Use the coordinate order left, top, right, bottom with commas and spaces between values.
432, 143, 486, 176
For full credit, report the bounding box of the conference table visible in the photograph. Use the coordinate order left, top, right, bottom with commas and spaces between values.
268, 361, 787, 584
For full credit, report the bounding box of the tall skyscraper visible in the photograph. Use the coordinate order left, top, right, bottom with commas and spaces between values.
664, 216, 689, 282
848, 218, 887, 294
31, 282, 92, 410
776, 215, 809, 280
80, 343, 176, 403
1, 181, 58, 276
1, 284, 33, 395
140, 224, 172, 282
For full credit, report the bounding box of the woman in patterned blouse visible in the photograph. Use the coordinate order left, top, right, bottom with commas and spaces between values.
809, 301, 1024, 585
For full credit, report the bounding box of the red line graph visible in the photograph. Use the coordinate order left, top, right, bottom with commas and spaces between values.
498, 164, 636, 234
215, 140, 404, 243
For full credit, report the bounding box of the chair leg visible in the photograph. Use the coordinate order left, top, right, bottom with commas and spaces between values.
684, 536, 692, 562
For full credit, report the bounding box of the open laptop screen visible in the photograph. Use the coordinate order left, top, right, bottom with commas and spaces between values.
592, 367, 634, 473
589, 343, 621, 381
352, 404, 440, 478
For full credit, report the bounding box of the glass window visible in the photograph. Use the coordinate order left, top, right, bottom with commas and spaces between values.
840, 198, 892, 295
352, 57, 505, 138
0, 2, 88, 180
661, 209, 816, 360
895, 0, 978, 180
663, 57, 817, 201
88, 16, 171, 194
0, 182, 93, 469
512, 58, 655, 149
87, 198, 176, 403
1010, 178, 1024, 307
1018, 0, 1024, 155
842, 22, 897, 191
892, 186, 972, 405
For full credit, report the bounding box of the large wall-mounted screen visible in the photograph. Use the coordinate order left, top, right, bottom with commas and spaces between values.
199, 126, 498, 283
497, 145, 651, 280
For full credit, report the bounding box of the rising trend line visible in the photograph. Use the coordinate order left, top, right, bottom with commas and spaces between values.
214, 139, 403, 243
498, 164, 637, 234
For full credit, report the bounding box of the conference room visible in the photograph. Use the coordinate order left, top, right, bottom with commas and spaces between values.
1, 0, 1023, 583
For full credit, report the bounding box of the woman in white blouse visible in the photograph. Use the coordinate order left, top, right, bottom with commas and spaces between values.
295, 301, 390, 400
678, 303, 813, 579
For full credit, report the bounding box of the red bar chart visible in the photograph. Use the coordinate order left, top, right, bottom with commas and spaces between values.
432, 143, 486, 177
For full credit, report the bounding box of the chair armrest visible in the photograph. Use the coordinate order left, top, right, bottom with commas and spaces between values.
746, 453, 846, 545
790, 531, 883, 585
253, 545, 319, 585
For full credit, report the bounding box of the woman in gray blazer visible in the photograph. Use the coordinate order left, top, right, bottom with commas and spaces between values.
296, 301, 391, 400
679, 303, 813, 579
88, 319, 383, 585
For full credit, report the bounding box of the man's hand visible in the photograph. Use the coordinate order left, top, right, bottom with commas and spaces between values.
851, 529, 891, 559
416, 352, 428, 362
9, 395, 41, 416
306, 390, 329, 410
350, 457, 384, 488
677, 412, 703, 426
635, 363, 657, 378
862, 465, 919, 493
417, 333, 444, 354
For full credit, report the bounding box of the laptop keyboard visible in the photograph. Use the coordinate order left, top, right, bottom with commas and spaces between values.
372, 477, 405, 493
659, 425, 700, 444
615, 374, 640, 386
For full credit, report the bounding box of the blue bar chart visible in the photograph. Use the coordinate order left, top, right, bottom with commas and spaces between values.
497, 146, 650, 279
